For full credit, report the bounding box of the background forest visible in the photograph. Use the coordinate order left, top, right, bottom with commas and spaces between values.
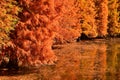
0, 0, 120, 68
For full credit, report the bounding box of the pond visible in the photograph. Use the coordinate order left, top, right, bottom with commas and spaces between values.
0, 38, 120, 80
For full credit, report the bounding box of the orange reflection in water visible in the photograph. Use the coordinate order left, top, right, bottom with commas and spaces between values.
39, 40, 108, 80
0, 39, 120, 80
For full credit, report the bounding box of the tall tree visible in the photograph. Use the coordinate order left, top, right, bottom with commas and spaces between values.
9, 0, 61, 66
108, 0, 120, 36
95, 0, 108, 37
0, 0, 20, 47
78, 0, 98, 38
54, 0, 81, 44
0, 0, 20, 67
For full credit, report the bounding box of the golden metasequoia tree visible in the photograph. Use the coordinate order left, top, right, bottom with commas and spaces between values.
108, 0, 120, 36
78, 0, 98, 38
8, 0, 62, 67
0, 0, 20, 67
0, 0, 20, 47
95, 0, 108, 37
14, 0, 82, 66
54, 0, 81, 44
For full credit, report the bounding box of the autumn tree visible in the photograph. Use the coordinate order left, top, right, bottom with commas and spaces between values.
53, 0, 81, 44
108, 0, 120, 36
78, 0, 98, 38
0, 0, 20, 67
0, 0, 20, 47
8, 0, 64, 67
95, 0, 108, 37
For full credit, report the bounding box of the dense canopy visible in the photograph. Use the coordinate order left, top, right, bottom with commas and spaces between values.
0, 0, 120, 67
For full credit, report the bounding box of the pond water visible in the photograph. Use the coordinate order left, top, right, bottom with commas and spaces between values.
0, 38, 120, 80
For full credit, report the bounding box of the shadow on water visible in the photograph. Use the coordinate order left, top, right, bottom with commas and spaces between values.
0, 38, 120, 80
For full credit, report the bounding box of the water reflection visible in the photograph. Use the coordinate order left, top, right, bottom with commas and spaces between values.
106, 39, 120, 80
38, 39, 120, 80
0, 38, 120, 80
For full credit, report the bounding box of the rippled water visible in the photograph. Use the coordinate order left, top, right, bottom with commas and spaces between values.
0, 38, 120, 80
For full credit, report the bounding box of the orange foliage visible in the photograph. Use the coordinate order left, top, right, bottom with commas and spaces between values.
54, 0, 81, 43
8, 0, 82, 66
0, 0, 20, 46
95, 0, 108, 36
0, 0, 20, 67
9, 0, 61, 66
78, 0, 98, 38
108, 0, 120, 36
1, 0, 120, 67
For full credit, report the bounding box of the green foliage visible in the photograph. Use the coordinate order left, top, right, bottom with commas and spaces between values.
0, 0, 21, 47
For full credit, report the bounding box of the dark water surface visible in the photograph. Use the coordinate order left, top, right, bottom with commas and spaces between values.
0, 38, 120, 80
